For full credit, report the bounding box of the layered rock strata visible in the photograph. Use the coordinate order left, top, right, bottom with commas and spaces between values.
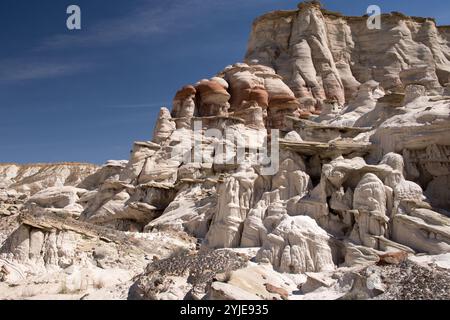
1, 1, 450, 300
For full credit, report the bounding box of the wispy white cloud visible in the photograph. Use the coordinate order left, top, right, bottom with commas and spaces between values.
36, 0, 218, 51
0, 58, 94, 83
0, 1, 204, 83
0, 0, 268, 83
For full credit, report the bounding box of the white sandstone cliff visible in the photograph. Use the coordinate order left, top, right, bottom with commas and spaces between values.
1, 1, 450, 300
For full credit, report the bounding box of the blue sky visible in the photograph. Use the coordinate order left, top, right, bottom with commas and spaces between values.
1, 0, 449, 164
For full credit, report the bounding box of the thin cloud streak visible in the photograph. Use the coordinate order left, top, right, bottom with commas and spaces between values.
36, 0, 213, 51
0, 0, 268, 83
2, 0, 215, 83
0, 58, 94, 83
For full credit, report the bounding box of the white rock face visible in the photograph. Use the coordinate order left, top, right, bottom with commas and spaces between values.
26, 186, 87, 218
207, 263, 298, 300
351, 174, 389, 249
146, 183, 216, 238
256, 215, 335, 273
0, 212, 195, 299
205, 164, 258, 248
329, 81, 384, 127
246, 2, 450, 111
153, 108, 176, 144
1, 1, 450, 300
0, 163, 98, 195
207, 282, 262, 300
392, 209, 450, 254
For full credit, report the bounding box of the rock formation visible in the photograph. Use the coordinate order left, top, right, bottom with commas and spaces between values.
0, 163, 98, 195
1, 1, 450, 300
246, 1, 450, 111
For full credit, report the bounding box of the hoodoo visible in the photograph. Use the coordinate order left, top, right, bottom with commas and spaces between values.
1, 1, 450, 300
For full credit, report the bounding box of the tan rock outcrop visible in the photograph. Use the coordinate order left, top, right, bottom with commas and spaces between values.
0, 163, 98, 195
172, 85, 197, 128
351, 174, 389, 249
256, 215, 335, 273
153, 108, 176, 144
246, 2, 450, 111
